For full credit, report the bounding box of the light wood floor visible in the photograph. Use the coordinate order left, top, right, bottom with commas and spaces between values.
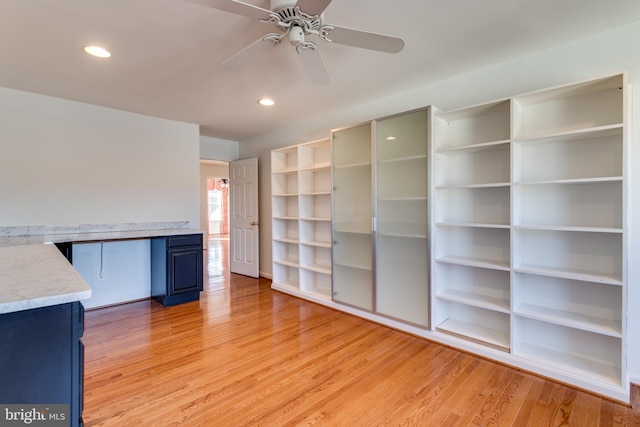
82, 237, 640, 426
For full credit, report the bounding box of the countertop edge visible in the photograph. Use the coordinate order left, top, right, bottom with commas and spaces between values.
0, 226, 204, 315
1, 228, 204, 247
0, 289, 93, 315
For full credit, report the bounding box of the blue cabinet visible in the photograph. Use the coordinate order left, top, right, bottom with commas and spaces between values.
151, 234, 203, 306
0, 302, 84, 426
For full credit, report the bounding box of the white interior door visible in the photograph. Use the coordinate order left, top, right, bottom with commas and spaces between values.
229, 158, 260, 278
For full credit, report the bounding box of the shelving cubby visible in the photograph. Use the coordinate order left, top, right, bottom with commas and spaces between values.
272, 240, 299, 268
435, 186, 510, 227
272, 263, 300, 290
272, 146, 298, 173
299, 168, 331, 194
272, 195, 299, 219
299, 219, 331, 247
435, 263, 510, 314
512, 126, 623, 184
299, 194, 331, 220
272, 218, 299, 243
512, 181, 622, 230
512, 317, 622, 387
513, 227, 623, 284
512, 272, 622, 337
298, 139, 331, 171
434, 143, 510, 188
511, 75, 624, 140
272, 237, 300, 292
435, 217, 511, 271
300, 268, 332, 297
271, 139, 332, 300
435, 300, 511, 351
432, 100, 511, 151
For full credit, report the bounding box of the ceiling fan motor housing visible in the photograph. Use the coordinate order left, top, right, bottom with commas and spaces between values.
270, 0, 323, 31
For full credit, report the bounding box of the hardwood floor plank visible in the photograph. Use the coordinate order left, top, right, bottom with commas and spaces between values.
510, 376, 547, 427
428, 359, 498, 425
568, 391, 602, 427
81, 237, 638, 426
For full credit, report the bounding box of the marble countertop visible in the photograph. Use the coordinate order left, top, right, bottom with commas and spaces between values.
0, 244, 92, 314
0, 227, 204, 247
0, 222, 203, 314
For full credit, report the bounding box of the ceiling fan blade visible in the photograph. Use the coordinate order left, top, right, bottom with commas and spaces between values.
222, 36, 279, 71
295, 0, 333, 16
185, 0, 272, 21
298, 46, 330, 86
325, 25, 405, 53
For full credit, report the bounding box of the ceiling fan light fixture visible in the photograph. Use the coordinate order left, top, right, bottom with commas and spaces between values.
289, 25, 305, 46
258, 98, 275, 106
83, 45, 111, 58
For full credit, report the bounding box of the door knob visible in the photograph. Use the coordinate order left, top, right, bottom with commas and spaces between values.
251, 221, 260, 226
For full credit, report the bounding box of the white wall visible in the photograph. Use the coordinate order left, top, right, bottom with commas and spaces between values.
0, 88, 200, 228
239, 21, 640, 383
200, 135, 239, 162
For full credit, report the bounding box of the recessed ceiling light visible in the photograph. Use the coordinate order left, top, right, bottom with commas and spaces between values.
258, 98, 275, 107
386, 136, 397, 141
83, 45, 111, 58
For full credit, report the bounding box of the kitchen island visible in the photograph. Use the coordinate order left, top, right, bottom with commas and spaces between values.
0, 222, 204, 426
0, 244, 91, 427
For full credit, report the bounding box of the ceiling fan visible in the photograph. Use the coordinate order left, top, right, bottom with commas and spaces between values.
186, 0, 405, 85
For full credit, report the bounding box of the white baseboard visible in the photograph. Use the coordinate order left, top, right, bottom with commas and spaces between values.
259, 271, 272, 280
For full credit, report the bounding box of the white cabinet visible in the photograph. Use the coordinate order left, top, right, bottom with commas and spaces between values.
375, 110, 430, 326
432, 73, 628, 397
331, 123, 373, 310
271, 139, 332, 300
331, 109, 430, 325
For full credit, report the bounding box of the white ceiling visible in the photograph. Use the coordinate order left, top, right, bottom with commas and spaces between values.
2, 0, 640, 142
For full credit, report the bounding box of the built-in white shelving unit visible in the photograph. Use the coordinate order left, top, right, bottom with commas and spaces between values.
432, 73, 628, 399
271, 139, 332, 301
268, 73, 629, 402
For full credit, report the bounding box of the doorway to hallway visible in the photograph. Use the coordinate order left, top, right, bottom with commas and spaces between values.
206, 177, 229, 236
